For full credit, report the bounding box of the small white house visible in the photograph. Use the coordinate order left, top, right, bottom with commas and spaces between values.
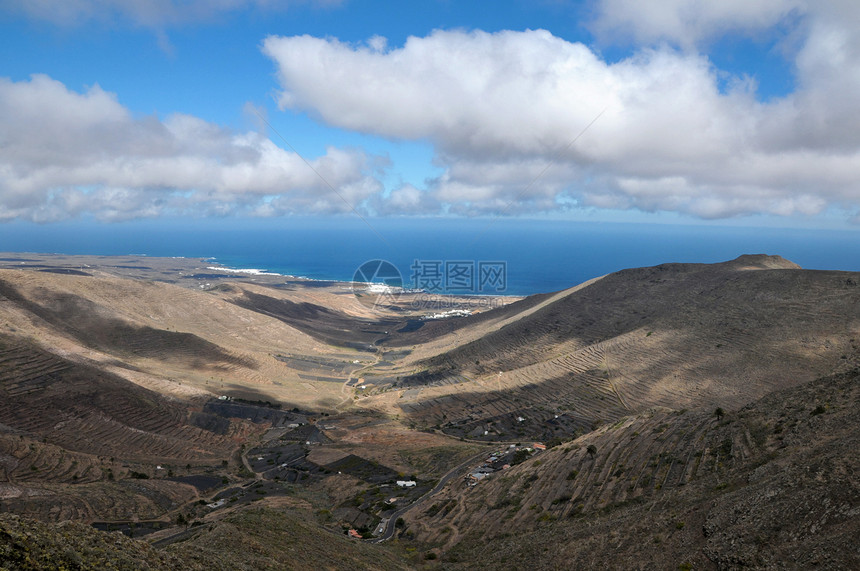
396, 480, 417, 488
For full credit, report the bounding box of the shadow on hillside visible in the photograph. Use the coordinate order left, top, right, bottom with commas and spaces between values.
0, 279, 256, 370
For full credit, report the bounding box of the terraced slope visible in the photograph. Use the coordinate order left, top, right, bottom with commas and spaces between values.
0, 514, 194, 570
0, 336, 244, 463
0, 268, 359, 410
0, 278, 254, 369
166, 507, 410, 570
409, 406, 726, 544
405, 368, 860, 569
0, 507, 410, 570
0, 334, 271, 523
386, 255, 860, 438
0, 433, 105, 485
0, 478, 200, 523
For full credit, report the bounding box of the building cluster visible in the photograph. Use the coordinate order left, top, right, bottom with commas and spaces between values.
466, 443, 545, 485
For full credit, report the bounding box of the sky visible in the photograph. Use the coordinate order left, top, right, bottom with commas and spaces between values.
2, 0, 860, 230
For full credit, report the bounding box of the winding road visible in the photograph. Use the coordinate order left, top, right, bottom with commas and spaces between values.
368, 449, 489, 543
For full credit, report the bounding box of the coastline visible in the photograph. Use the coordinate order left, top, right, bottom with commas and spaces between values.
0, 252, 524, 309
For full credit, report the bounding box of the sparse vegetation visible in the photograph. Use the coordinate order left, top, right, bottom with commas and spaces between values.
0, 255, 857, 570
511, 448, 532, 465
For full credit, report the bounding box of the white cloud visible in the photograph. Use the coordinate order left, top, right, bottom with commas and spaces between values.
263, 21, 860, 221
0, 0, 343, 27
7, 1, 860, 224
0, 75, 382, 222
590, 0, 807, 49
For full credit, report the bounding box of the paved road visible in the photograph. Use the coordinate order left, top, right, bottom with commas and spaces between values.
368, 450, 489, 543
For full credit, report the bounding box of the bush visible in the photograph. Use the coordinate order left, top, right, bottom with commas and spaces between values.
510, 449, 532, 465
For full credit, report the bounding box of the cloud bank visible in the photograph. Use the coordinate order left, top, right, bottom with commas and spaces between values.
590, 0, 807, 49
3, 0, 860, 223
0, 75, 381, 221
262, 1, 860, 220
0, 0, 341, 27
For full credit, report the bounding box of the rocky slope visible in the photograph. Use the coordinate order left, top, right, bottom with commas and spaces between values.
403, 367, 860, 569
383, 255, 860, 441
0, 507, 409, 570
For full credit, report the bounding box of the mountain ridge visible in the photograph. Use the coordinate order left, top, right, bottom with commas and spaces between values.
373, 254, 859, 442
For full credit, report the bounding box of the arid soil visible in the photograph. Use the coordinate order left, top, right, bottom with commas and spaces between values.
0, 252, 857, 569
420, 368, 860, 570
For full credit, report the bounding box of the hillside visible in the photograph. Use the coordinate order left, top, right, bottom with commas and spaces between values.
0, 252, 857, 569
0, 333, 266, 523
365, 255, 860, 441
0, 507, 408, 570
0, 265, 352, 409
401, 367, 860, 569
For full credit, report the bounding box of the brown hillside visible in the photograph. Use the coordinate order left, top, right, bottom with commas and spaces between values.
0, 507, 409, 570
404, 367, 860, 569
0, 267, 356, 409
0, 335, 246, 463
379, 255, 860, 440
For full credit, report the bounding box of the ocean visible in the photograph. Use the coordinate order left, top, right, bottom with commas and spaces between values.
2, 217, 859, 295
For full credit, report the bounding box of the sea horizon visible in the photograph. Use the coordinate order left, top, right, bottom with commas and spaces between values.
2, 217, 859, 296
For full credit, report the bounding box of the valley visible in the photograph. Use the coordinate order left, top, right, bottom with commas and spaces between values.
0, 252, 857, 569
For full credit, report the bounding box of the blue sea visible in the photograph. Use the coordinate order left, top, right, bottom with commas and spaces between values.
2, 217, 859, 295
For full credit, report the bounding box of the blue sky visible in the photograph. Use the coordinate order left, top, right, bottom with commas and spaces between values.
1, 0, 859, 229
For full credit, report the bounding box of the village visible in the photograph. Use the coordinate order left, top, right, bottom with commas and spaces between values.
78, 394, 556, 546
464, 442, 546, 485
